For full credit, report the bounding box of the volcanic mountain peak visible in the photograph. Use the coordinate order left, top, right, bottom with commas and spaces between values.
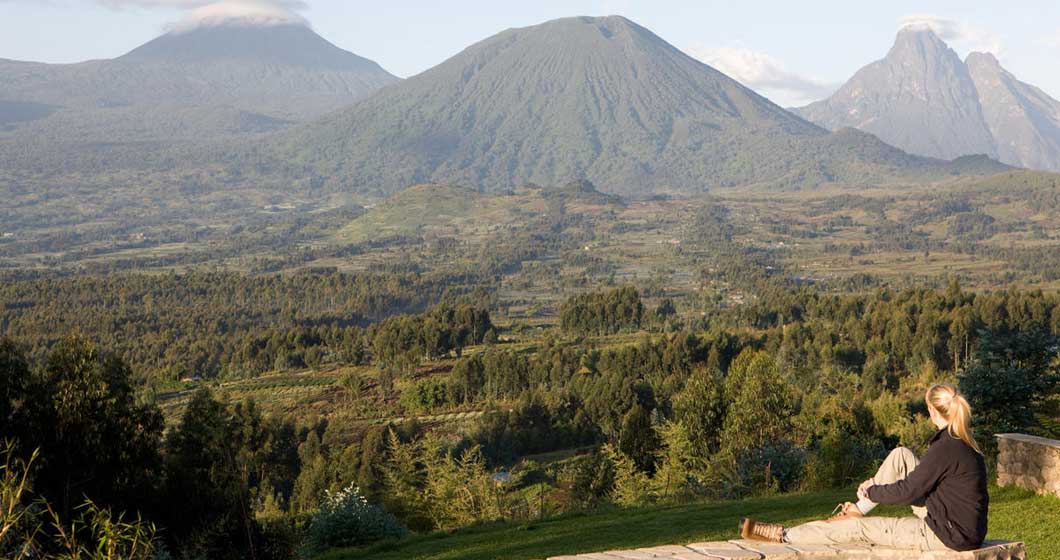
119, 23, 385, 73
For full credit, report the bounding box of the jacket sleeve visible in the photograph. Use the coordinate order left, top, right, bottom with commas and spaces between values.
867, 444, 946, 506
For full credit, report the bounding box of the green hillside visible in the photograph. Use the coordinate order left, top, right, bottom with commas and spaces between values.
317, 486, 1059, 560
337, 182, 622, 243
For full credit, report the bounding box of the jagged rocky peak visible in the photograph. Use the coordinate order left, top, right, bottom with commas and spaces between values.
966, 51, 1060, 172
794, 25, 998, 161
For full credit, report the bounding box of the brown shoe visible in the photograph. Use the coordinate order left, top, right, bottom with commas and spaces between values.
739, 518, 784, 543
825, 502, 864, 523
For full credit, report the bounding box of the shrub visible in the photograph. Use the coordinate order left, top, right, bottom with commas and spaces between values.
564, 452, 615, 508
304, 484, 406, 553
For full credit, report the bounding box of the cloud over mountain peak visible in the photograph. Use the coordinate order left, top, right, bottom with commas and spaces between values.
98, 0, 308, 31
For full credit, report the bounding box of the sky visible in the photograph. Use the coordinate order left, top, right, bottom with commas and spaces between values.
1, 0, 1059, 107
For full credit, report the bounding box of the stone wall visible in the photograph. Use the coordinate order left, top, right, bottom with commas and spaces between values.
995, 433, 1060, 497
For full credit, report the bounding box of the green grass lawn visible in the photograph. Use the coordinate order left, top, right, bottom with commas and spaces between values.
317, 486, 1060, 560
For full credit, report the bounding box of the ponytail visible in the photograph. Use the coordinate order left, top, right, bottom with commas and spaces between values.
926, 383, 982, 455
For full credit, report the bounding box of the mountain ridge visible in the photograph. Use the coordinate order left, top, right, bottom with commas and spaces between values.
965, 51, 1060, 172
0, 23, 398, 149
795, 27, 997, 161
271, 15, 1000, 197
796, 27, 1060, 172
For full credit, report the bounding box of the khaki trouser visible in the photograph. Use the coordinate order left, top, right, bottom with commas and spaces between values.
784, 447, 950, 550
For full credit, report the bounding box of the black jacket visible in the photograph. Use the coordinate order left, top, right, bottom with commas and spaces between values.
867, 429, 988, 551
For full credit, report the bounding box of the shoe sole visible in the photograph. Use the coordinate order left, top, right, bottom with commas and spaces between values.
738, 517, 753, 540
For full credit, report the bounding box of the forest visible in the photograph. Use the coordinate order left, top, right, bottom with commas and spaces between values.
3, 277, 1059, 559
3, 171, 1060, 560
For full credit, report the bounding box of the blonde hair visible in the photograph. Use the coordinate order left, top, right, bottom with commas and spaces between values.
926, 383, 982, 454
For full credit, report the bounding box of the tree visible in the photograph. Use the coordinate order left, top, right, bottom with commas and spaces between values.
617, 405, 660, 474
672, 366, 726, 458
719, 351, 795, 456
17, 337, 163, 523
1, 442, 159, 560
959, 328, 1060, 448
652, 421, 700, 502
163, 388, 249, 559
162, 389, 294, 560
605, 444, 654, 507
381, 431, 431, 532
0, 339, 30, 441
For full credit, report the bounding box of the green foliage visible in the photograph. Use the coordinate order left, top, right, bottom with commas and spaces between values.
372, 303, 493, 368
959, 328, 1060, 449
604, 445, 654, 508
0, 272, 476, 382
617, 406, 660, 474
672, 367, 726, 458
48, 500, 159, 560
304, 484, 406, 553
560, 286, 644, 336
400, 377, 455, 414
381, 433, 507, 532
651, 421, 703, 502
7, 337, 163, 522
0, 442, 38, 560
718, 350, 795, 455
163, 388, 299, 559
563, 453, 615, 509
1, 443, 159, 560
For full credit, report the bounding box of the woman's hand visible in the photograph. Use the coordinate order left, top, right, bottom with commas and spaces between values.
857, 477, 875, 500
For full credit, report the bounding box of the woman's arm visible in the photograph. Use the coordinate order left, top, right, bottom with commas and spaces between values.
866, 445, 945, 506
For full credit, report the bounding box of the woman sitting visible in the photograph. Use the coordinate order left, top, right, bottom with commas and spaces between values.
739, 383, 988, 551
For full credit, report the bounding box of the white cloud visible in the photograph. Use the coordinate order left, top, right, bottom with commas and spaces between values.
898, 14, 1003, 56
98, 0, 308, 30
685, 45, 837, 107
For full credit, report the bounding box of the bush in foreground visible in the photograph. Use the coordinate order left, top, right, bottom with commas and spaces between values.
305, 484, 407, 553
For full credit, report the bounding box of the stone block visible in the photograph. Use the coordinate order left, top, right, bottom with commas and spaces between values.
970, 541, 1026, 560
727, 540, 797, 559
829, 543, 874, 558
688, 548, 762, 559
603, 550, 659, 559
783, 543, 836, 556
669, 554, 713, 560
859, 548, 931, 559
686, 542, 744, 551
637, 545, 699, 555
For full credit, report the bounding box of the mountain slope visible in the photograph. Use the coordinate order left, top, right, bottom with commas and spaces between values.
966, 52, 1060, 172
0, 22, 398, 145
274, 16, 995, 197
795, 27, 997, 161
